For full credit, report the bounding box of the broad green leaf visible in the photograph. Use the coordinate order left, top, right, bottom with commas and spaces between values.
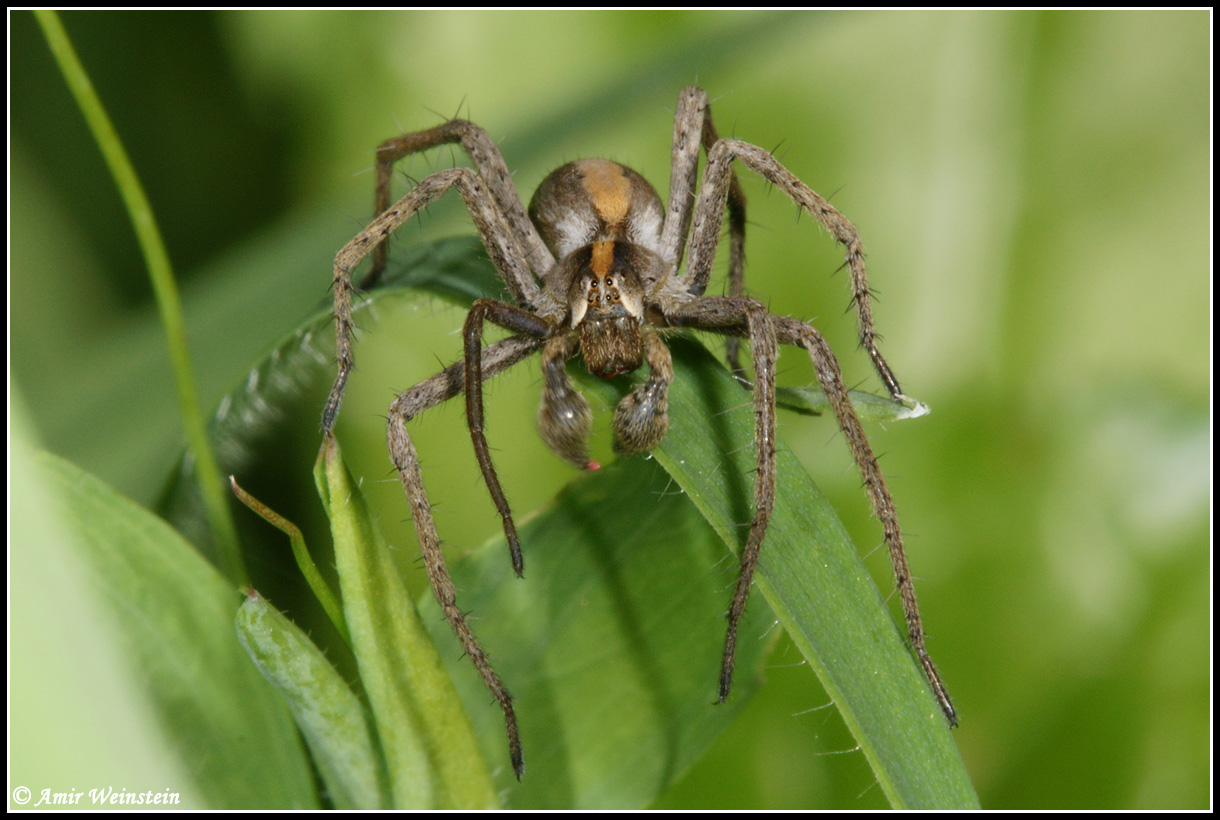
421, 455, 779, 808
583, 339, 975, 807
29, 450, 316, 808
12, 400, 203, 808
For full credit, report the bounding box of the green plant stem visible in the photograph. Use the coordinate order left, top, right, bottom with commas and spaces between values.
35, 10, 246, 586
229, 477, 350, 645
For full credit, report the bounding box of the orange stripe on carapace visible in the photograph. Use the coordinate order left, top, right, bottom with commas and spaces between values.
578, 160, 631, 226
590, 240, 615, 277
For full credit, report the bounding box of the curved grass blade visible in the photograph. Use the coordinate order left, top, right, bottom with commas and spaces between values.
230, 477, 350, 646
235, 590, 383, 809
36, 11, 244, 584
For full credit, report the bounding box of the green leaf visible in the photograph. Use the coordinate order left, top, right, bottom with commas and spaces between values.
28, 449, 316, 808
421, 454, 779, 808
317, 436, 500, 809
235, 590, 383, 809
582, 339, 975, 807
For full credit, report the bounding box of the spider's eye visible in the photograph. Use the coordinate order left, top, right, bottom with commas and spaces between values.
587, 275, 622, 305
583, 271, 632, 314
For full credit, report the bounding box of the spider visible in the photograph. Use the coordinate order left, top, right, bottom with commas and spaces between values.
322, 87, 955, 779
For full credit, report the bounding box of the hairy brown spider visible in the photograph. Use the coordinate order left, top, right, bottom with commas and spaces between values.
322, 87, 955, 779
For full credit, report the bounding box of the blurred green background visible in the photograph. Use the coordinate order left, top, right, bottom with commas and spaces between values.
11, 10, 1209, 809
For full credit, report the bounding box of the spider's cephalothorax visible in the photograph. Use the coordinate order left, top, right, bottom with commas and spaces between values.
323, 88, 955, 780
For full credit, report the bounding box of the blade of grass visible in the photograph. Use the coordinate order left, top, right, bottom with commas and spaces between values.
230, 477, 350, 646
35, 10, 245, 585
317, 435, 500, 809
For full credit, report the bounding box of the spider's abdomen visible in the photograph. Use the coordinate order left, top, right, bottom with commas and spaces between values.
529, 159, 664, 259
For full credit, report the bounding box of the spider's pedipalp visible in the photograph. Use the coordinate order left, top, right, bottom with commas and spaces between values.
611, 330, 673, 455
537, 333, 594, 469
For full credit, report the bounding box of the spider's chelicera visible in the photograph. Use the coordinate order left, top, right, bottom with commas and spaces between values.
323, 87, 955, 779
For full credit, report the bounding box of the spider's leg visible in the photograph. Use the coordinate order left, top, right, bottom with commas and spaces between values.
663, 296, 955, 725
683, 138, 906, 400
660, 87, 710, 272
387, 334, 544, 780
369, 119, 555, 288
660, 296, 776, 702
772, 314, 957, 726
721, 303, 776, 702
325, 166, 551, 434
659, 88, 748, 376
463, 299, 554, 576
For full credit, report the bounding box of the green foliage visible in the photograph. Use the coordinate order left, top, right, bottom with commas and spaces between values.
12, 10, 1209, 810
25, 450, 316, 808
13, 238, 974, 807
